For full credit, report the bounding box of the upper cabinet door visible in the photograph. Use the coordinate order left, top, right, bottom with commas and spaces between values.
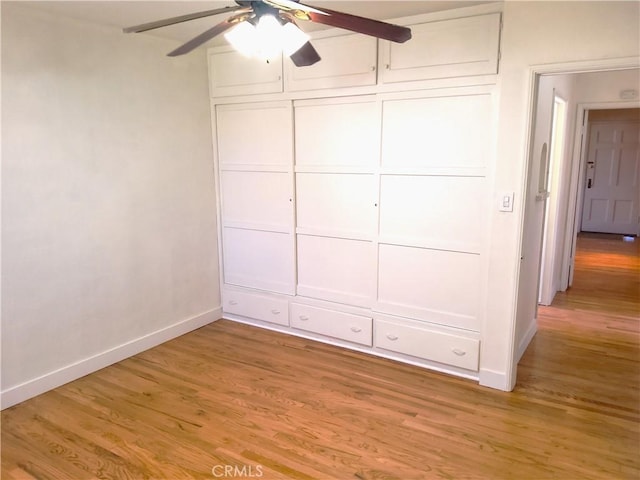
209, 46, 283, 97
284, 33, 377, 92
379, 13, 501, 84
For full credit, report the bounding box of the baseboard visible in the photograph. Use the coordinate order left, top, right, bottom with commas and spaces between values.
516, 319, 538, 362
479, 368, 515, 392
1, 307, 222, 410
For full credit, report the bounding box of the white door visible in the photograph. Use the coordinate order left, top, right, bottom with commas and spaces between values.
581, 121, 640, 235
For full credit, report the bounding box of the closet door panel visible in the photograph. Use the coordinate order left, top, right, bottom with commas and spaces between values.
379, 175, 485, 252
217, 103, 292, 167
221, 171, 291, 229
296, 173, 376, 236
377, 244, 480, 331
294, 98, 379, 169
223, 228, 293, 294
297, 235, 375, 306
381, 93, 492, 170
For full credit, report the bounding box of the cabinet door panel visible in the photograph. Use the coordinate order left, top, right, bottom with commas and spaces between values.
221, 171, 291, 229
217, 103, 292, 167
295, 98, 379, 169
285, 34, 377, 91
296, 173, 375, 236
379, 175, 485, 253
381, 94, 492, 170
297, 235, 375, 306
377, 244, 480, 331
209, 48, 282, 97
223, 228, 293, 294
380, 13, 501, 83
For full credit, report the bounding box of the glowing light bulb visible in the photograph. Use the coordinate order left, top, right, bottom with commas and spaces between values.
224, 21, 257, 57
255, 15, 282, 61
281, 22, 309, 56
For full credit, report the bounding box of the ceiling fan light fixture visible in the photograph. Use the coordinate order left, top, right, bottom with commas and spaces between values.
281, 22, 309, 56
224, 13, 309, 61
224, 20, 257, 57
254, 14, 282, 60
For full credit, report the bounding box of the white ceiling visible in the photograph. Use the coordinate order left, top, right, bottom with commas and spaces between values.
20, 1, 489, 48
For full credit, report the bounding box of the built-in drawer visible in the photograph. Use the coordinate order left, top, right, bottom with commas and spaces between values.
223, 290, 289, 326
375, 318, 479, 371
291, 303, 372, 346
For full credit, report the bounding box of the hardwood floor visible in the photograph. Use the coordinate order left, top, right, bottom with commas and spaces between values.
2, 233, 639, 480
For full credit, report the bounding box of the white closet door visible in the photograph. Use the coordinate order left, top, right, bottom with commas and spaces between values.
223, 228, 294, 294
297, 235, 375, 307
379, 175, 486, 253
217, 103, 292, 168
221, 171, 291, 230
295, 97, 379, 170
296, 173, 376, 237
377, 244, 481, 331
381, 92, 492, 173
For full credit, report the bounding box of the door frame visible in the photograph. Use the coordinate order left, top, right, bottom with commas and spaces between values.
509, 56, 639, 389
561, 99, 640, 288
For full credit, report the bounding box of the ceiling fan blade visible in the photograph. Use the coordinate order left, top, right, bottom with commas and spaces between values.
304, 5, 411, 43
262, 0, 327, 15
123, 5, 244, 34
167, 12, 251, 57
290, 41, 321, 66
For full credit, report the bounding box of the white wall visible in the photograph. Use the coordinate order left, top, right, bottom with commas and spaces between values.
574, 69, 640, 103
481, 0, 639, 390
1, 3, 221, 407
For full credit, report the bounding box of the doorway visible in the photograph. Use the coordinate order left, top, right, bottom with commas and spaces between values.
514, 66, 639, 366
579, 108, 640, 236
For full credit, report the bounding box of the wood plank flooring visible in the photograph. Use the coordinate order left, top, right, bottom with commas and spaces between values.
2, 233, 639, 479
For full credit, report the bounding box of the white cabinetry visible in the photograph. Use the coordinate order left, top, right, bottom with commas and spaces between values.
379, 13, 501, 84
212, 8, 503, 382
294, 96, 380, 308
208, 46, 283, 97
223, 289, 289, 327
216, 102, 294, 295
291, 303, 372, 346
284, 32, 377, 91
375, 314, 480, 371
376, 88, 492, 334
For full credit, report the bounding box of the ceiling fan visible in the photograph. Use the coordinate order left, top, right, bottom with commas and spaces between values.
123, 0, 411, 67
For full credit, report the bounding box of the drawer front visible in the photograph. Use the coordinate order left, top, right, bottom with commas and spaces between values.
223, 290, 289, 326
375, 319, 479, 371
291, 304, 372, 346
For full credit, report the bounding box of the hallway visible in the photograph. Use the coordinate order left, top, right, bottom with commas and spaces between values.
517, 232, 639, 477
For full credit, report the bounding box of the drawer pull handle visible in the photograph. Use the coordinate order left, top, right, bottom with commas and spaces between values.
452, 348, 467, 356
271, 309, 280, 315
229, 300, 238, 305
299, 315, 309, 321
350, 326, 362, 333
386, 334, 398, 341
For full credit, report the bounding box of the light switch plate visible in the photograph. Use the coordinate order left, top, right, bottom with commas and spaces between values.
499, 192, 514, 212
